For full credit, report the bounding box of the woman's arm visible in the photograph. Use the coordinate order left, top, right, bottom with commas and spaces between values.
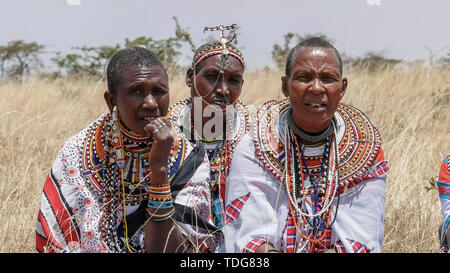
144, 117, 188, 253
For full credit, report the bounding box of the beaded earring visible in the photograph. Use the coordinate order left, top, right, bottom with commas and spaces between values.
111, 106, 125, 169
110, 106, 136, 252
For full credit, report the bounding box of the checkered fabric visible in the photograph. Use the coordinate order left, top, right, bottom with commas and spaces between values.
243, 238, 266, 253
225, 192, 250, 224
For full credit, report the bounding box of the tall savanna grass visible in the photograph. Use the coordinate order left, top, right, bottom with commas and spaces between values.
0, 64, 449, 252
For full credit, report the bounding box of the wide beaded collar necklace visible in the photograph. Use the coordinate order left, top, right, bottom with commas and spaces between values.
286, 108, 335, 143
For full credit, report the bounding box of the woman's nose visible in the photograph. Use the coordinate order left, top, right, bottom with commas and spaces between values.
215, 79, 230, 96
143, 94, 158, 109
309, 78, 326, 94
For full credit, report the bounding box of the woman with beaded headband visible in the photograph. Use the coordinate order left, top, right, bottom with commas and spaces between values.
224, 37, 389, 253
36, 47, 216, 253
437, 154, 450, 253
168, 24, 252, 251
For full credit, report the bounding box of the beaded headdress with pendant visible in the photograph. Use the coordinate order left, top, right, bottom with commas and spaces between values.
191, 24, 245, 70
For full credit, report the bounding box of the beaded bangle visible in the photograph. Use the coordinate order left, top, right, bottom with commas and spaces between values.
147, 208, 175, 222
267, 249, 280, 253
148, 184, 172, 201
147, 199, 173, 210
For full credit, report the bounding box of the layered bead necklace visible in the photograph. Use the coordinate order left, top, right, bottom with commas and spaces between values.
169, 97, 250, 230
100, 110, 154, 252
191, 113, 235, 229
284, 119, 340, 252
82, 109, 186, 253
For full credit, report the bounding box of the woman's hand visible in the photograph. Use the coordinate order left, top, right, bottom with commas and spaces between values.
144, 117, 174, 185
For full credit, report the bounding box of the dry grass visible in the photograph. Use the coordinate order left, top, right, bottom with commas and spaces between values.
0, 64, 449, 252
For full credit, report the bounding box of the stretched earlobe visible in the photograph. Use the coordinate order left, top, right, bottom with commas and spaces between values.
185, 68, 194, 88
281, 76, 289, 97
340, 78, 348, 100
104, 90, 115, 112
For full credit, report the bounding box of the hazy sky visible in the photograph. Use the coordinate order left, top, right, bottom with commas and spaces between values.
1, 0, 449, 69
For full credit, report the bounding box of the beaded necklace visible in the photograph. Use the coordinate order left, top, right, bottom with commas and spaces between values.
284, 122, 340, 252
253, 99, 382, 195
168, 97, 251, 229
193, 116, 234, 229
252, 99, 383, 252
81, 110, 186, 252
105, 110, 152, 252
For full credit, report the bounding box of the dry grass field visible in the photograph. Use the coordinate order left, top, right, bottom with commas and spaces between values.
0, 64, 449, 252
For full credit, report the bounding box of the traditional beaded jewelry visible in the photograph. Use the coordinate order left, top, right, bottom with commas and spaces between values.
111, 108, 126, 168
148, 184, 172, 199
191, 24, 245, 103
253, 99, 382, 195
147, 183, 173, 210
282, 116, 341, 252
193, 24, 244, 69
168, 97, 251, 230
80, 109, 187, 252
287, 108, 334, 143
251, 99, 384, 252
147, 208, 175, 222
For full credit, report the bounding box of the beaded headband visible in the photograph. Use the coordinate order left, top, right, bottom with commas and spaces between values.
192, 24, 245, 69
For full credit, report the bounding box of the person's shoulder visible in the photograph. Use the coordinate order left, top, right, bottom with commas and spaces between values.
337, 103, 378, 126
335, 104, 388, 190
168, 97, 191, 124
256, 98, 289, 116
336, 103, 382, 142
439, 153, 450, 178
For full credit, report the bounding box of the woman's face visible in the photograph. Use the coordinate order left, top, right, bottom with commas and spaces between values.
187, 54, 244, 110
104, 64, 170, 136
282, 47, 347, 133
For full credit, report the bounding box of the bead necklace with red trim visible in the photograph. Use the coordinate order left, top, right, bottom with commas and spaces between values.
84, 109, 184, 253
283, 122, 340, 252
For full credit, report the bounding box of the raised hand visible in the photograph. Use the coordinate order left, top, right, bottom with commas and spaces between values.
144, 116, 174, 185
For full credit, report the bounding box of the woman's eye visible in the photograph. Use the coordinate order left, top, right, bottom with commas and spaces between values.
297, 76, 311, 82
153, 88, 167, 96
229, 78, 242, 85
130, 89, 142, 95
322, 76, 338, 84
205, 73, 217, 79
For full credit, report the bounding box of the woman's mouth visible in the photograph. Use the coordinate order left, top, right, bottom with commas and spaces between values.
143, 116, 157, 122
304, 103, 328, 112
213, 100, 229, 106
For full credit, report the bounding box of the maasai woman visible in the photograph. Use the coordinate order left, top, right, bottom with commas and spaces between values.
169, 25, 251, 251
224, 37, 389, 253
437, 154, 450, 253
36, 47, 215, 253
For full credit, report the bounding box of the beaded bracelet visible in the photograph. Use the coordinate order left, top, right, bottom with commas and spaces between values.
148, 184, 172, 201
147, 199, 173, 210
147, 207, 175, 222
148, 183, 173, 212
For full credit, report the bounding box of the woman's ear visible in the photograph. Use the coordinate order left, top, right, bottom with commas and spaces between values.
281, 75, 289, 98
340, 78, 348, 101
104, 90, 115, 112
185, 67, 194, 88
